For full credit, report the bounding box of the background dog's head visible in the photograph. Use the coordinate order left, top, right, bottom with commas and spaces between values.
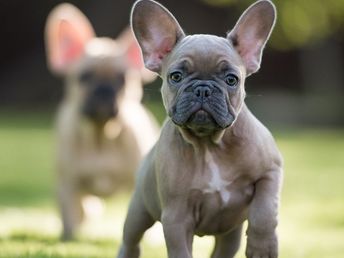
131, 0, 275, 139
45, 3, 154, 125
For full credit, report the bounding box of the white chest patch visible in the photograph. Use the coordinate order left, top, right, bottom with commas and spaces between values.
203, 149, 231, 204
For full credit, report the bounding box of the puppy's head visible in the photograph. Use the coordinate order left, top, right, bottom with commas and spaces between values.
131, 0, 276, 139
45, 4, 151, 125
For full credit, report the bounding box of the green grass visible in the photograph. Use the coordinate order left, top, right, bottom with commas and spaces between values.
0, 108, 343, 257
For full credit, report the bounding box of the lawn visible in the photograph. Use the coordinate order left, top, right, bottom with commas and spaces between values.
0, 108, 343, 258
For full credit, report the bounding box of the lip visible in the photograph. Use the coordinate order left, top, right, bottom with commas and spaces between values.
188, 109, 213, 124
186, 108, 218, 129
184, 108, 222, 137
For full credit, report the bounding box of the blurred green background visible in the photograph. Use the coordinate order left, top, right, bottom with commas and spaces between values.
0, 0, 343, 257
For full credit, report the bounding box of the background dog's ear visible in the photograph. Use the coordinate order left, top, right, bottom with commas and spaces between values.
131, 0, 185, 73
45, 3, 95, 75
227, 0, 276, 76
116, 27, 156, 83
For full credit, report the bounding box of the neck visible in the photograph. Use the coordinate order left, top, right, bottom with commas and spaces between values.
82, 117, 123, 147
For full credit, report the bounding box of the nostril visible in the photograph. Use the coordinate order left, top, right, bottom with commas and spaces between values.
205, 88, 211, 97
195, 88, 201, 97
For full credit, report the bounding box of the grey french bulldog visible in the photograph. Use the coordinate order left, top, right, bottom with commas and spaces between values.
117, 0, 283, 257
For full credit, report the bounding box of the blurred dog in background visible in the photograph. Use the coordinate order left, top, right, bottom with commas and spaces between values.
45, 3, 159, 240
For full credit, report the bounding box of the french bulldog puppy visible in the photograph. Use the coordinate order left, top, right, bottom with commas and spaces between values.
45, 3, 159, 240
117, 0, 283, 257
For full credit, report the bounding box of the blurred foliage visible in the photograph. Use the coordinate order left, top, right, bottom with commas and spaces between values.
202, 0, 344, 50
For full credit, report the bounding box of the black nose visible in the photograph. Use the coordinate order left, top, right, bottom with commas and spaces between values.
93, 84, 115, 100
194, 86, 211, 99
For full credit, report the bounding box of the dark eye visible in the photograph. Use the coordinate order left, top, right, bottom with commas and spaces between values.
225, 74, 238, 87
169, 71, 183, 84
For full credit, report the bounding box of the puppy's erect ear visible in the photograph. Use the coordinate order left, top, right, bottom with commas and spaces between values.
131, 0, 185, 73
227, 0, 276, 76
45, 3, 95, 75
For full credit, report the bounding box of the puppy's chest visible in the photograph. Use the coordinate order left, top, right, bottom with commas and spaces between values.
188, 149, 254, 234
192, 150, 248, 204
76, 127, 141, 174
75, 135, 141, 195
201, 150, 232, 204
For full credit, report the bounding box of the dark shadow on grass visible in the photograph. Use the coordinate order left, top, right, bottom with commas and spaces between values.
4, 231, 118, 246
3, 232, 59, 245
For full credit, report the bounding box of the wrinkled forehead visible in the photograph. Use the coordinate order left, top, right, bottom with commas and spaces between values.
165, 35, 244, 74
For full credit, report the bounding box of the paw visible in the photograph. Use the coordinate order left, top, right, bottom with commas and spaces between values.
245, 232, 278, 258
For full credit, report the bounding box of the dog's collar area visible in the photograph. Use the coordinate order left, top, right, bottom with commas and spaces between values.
176, 124, 227, 147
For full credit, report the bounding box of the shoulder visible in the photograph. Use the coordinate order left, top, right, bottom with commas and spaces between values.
232, 106, 283, 170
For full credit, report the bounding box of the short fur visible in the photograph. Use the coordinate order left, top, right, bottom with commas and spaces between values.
118, 1, 283, 257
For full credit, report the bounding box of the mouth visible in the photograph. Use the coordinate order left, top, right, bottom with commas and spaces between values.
188, 109, 215, 125
172, 101, 234, 128
171, 104, 234, 138
184, 109, 221, 137
82, 104, 117, 125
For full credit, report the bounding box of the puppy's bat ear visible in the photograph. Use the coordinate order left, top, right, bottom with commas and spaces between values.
227, 0, 276, 76
116, 27, 156, 83
131, 0, 185, 74
45, 3, 95, 75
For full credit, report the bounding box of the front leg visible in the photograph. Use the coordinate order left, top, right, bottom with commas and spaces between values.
211, 225, 242, 258
246, 169, 283, 258
117, 189, 155, 258
161, 205, 194, 258
57, 178, 84, 241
